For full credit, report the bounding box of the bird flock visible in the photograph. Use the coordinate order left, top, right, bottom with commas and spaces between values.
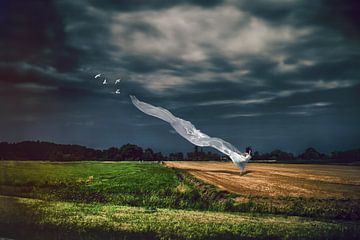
92, 72, 251, 174
94, 73, 121, 94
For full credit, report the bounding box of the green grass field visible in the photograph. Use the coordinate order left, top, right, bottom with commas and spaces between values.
0, 161, 231, 210
1, 161, 359, 239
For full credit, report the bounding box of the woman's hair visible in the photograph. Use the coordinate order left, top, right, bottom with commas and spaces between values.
245, 146, 252, 154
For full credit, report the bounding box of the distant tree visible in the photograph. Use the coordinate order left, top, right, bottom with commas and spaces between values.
0, 142, 12, 160
169, 152, 184, 161
298, 147, 327, 160
194, 146, 199, 153
153, 152, 165, 161
143, 148, 155, 161
269, 149, 294, 160
252, 151, 261, 160
186, 146, 200, 160
184, 146, 221, 161
205, 151, 221, 161
119, 144, 143, 160
49, 150, 64, 161
331, 149, 360, 162
104, 147, 119, 160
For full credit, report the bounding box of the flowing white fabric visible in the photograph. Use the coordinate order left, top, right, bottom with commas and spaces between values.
130, 95, 251, 173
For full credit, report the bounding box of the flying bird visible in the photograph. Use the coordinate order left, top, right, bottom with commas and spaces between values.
94, 74, 101, 79
115, 89, 120, 94
102, 79, 107, 85
115, 79, 121, 84
130, 95, 252, 174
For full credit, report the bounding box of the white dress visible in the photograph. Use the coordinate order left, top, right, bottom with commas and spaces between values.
130, 95, 251, 173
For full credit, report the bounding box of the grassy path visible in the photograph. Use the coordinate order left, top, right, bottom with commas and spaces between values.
1, 195, 359, 240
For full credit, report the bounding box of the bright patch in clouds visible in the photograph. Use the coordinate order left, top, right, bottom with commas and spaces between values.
110, 5, 312, 91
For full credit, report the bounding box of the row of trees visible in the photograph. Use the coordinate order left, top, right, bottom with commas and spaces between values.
0, 141, 222, 161
0, 141, 359, 162
0, 141, 162, 161
251, 147, 360, 162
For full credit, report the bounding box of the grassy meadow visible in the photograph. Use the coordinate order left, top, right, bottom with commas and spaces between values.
0, 160, 360, 239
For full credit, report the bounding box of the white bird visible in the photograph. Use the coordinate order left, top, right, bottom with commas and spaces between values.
115, 79, 121, 84
130, 95, 252, 174
94, 74, 101, 79
102, 79, 107, 85
115, 89, 120, 94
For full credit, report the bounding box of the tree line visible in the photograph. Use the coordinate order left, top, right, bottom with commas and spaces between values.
0, 141, 359, 162
251, 147, 360, 162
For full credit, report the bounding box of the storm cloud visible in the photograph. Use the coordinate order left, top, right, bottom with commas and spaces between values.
0, 0, 359, 153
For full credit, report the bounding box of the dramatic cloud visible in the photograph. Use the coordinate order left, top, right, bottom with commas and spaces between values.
0, 0, 359, 153
108, 4, 313, 91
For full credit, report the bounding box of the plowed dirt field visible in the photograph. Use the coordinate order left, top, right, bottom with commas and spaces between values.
165, 161, 360, 199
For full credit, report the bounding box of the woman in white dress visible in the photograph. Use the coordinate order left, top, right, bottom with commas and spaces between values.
130, 95, 252, 175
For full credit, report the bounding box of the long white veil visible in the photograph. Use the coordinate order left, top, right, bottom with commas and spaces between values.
130, 95, 251, 173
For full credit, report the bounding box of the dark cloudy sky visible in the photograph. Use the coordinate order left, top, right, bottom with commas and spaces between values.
1, 0, 359, 154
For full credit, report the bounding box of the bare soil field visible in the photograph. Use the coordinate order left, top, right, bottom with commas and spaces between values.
165, 161, 360, 199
